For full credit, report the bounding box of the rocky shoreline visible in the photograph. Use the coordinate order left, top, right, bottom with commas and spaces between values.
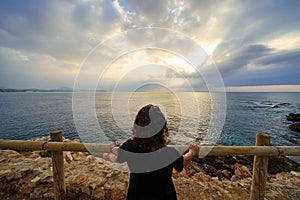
286, 113, 300, 132
0, 137, 300, 199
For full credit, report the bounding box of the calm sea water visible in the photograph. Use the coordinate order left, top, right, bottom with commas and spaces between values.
0, 92, 299, 151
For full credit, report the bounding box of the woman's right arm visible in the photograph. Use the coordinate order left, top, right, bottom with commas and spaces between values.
183, 143, 199, 165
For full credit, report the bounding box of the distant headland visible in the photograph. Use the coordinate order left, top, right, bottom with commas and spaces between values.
0, 87, 107, 92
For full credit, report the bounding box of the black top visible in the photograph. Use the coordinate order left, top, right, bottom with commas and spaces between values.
117, 139, 184, 200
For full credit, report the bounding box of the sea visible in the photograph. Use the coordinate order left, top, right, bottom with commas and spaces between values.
0, 92, 299, 162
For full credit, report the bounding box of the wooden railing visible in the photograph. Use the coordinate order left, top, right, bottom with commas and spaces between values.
0, 131, 300, 200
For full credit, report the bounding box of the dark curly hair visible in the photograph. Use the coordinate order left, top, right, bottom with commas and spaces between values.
132, 104, 169, 152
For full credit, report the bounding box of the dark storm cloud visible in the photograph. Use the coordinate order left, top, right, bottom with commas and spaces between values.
219, 46, 300, 86
223, 63, 300, 87
256, 49, 300, 67
218, 44, 274, 76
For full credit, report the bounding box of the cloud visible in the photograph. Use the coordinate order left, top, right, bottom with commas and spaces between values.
174, 42, 300, 87
217, 44, 274, 76
219, 46, 300, 86
211, 1, 300, 44
118, 0, 167, 21
0, 0, 300, 90
256, 49, 300, 67
0, 47, 76, 88
72, 0, 119, 31
0, 0, 121, 62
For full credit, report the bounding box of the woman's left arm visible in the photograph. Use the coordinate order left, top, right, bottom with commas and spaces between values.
110, 141, 121, 156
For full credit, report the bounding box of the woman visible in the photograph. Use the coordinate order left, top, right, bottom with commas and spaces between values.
111, 104, 199, 200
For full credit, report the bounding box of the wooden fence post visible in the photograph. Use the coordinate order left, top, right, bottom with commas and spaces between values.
250, 133, 270, 200
50, 130, 66, 200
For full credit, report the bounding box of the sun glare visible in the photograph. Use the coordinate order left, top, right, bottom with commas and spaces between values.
267, 33, 300, 50
200, 39, 221, 56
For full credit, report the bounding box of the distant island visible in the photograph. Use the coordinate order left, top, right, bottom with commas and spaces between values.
0, 88, 73, 92
0, 87, 107, 92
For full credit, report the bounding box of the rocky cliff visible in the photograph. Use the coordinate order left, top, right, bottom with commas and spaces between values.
0, 138, 300, 200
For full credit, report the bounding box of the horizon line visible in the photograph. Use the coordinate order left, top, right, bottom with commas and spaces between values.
1, 84, 300, 93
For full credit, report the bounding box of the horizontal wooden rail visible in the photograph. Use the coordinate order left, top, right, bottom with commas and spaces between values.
0, 139, 110, 152
1, 139, 300, 156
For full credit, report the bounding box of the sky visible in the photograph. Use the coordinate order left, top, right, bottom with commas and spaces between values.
0, 0, 300, 92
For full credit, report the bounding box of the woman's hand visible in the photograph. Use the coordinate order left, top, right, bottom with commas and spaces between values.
110, 141, 121, 148
188, 143, 199, 157
110, 141, 121, 155
183, 143, 199, 165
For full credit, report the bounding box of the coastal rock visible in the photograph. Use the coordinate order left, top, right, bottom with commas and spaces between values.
286, 113, 300, 122
291, 171, 300, 177
222, 170, 232, 180
234, 163, 252, 180
0, 149, 129, 200
230, 175, 237, 182
272, 103, 291, 108
289, 122, 300, 132
195, 154, 300, 180
72, 152, 89, 161
192, 171, 212, 182
268, 156, 300, 174
64, 151, 73, 163
201, 163, 219, 177
28, 152, 41, 159
233, 155, 300, 175
273, 172, 293, 181
194, 155, 251, 180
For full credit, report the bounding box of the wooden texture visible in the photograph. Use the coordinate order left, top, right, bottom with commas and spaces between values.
250, 133, 271, 200
50, 131, 66, 200
0, 140, 299, 156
